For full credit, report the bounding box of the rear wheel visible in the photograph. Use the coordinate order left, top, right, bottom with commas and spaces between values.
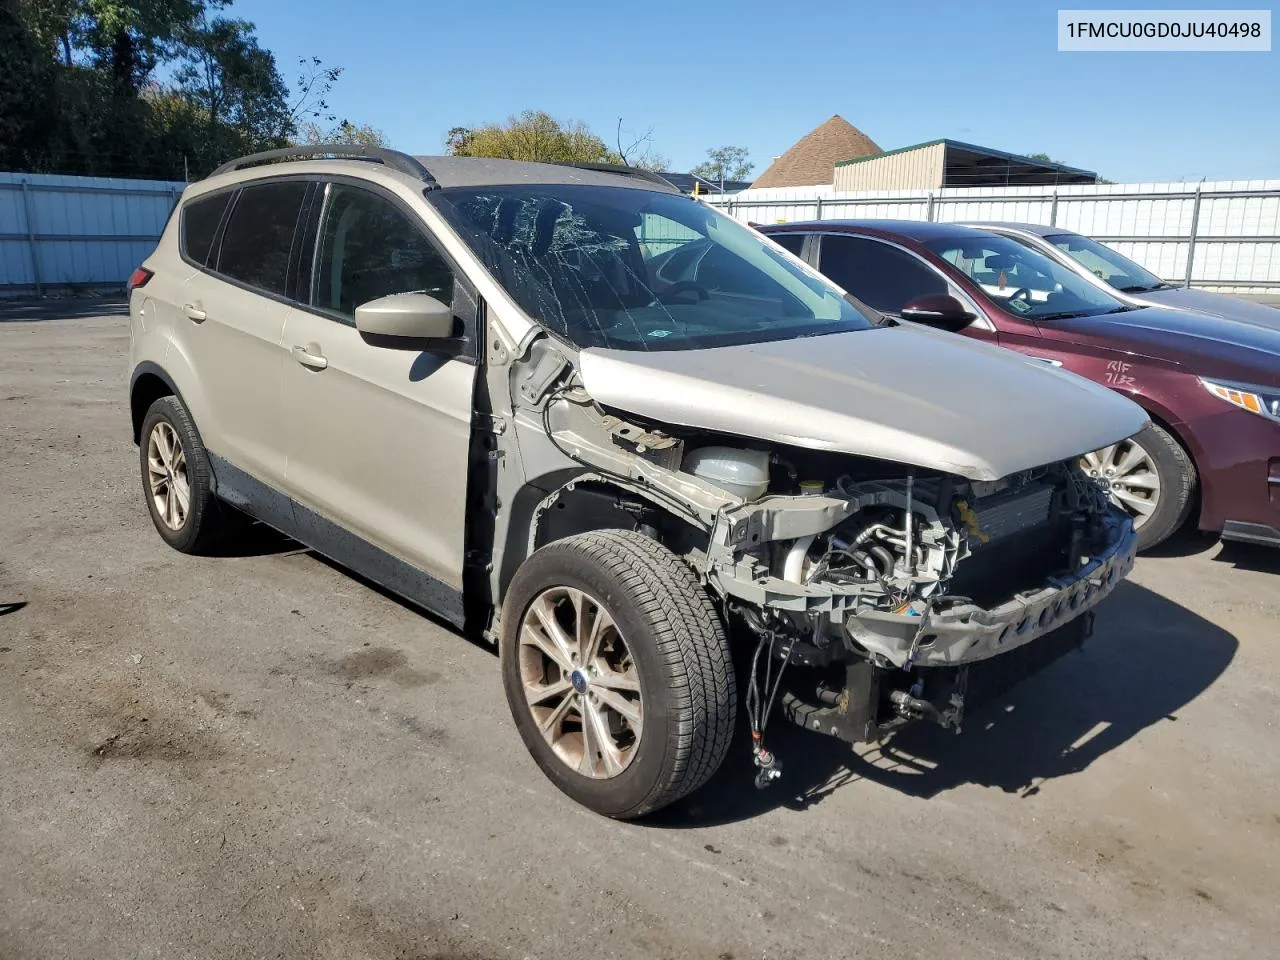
139, 396, 239, 554
1080, 422, 1195, 551
501, 530, 735, 819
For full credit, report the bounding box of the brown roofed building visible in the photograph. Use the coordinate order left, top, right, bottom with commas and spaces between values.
750, 115, 881, 189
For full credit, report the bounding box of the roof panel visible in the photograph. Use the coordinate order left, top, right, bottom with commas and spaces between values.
413, 156, 679, 192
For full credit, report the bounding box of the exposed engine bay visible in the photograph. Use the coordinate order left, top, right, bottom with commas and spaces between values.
502, 344, 1138, 786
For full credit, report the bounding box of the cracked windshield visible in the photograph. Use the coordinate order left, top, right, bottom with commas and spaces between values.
429, 184, 875, 350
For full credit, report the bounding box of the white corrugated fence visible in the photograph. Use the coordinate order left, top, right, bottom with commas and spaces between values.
3, 172, 1280, 296
0, 172, 185, 297
705, 179, 1280, 294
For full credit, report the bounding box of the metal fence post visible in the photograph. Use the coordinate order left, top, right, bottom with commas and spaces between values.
925, 191, 936, 222
1049, 190, 1059, 226
1185, 182, 1203, 288
19, 179, 43, 296
814, 196, 823, 220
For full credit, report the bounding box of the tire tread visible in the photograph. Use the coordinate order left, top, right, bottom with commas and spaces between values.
502, 529, 735, 817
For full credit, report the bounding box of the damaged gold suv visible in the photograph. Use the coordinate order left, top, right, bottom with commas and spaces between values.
128, 146, 1146, 817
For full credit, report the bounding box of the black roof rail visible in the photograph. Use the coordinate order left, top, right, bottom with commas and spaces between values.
208, 144, 437, 186
559, 162, 680, 193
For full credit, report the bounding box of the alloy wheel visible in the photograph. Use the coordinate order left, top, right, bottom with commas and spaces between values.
517, 586, 643, 779
146, 421, 191, 531
1080, 438, 1161, 530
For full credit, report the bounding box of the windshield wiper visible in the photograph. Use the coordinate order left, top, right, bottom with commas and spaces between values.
1118, 283, 1166, 293
1037, 304, 1135, 321
1034, 310, 1091, 321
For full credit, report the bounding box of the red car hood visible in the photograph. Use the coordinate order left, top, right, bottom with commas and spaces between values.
1052, 305, 1280, 384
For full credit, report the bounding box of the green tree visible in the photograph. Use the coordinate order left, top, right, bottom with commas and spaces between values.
172, 13, 292, 170
445, 125, 472, 153
295, 118, 388, 147
1, 0, 57, 170
286, 55, 341, 130
1026, 152, 1065, 164
6, 0, 349, 179
690, 145, 752, 184
17, 0, 79, 65
446, 110, 622, 165
78, 0, 212, 95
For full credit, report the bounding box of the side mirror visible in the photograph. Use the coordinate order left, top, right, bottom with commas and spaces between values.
900, 294, 975, 333
354, 292, 455, 342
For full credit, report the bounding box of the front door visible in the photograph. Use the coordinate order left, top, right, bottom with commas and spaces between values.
280, 182, 476, 597
814, 233, 999, 345
927, 236, 1100, 377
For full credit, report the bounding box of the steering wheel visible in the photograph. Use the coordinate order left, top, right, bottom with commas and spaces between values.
1005, 287, 1033, 304
657, 281, 710, 303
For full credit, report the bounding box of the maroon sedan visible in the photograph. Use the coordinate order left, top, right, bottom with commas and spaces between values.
750, 220, 1280, 550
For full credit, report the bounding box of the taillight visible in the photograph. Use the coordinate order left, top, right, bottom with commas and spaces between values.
128, 266, 154, 293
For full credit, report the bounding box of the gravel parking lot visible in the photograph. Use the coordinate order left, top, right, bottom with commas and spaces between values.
3, 302, 1279, 960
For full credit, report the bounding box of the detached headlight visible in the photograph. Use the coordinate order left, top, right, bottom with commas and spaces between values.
1199, 377, 1280, 422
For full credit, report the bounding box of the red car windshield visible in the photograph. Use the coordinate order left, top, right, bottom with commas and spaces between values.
924, 234, 1127, 320
1046, 233, 1169, 293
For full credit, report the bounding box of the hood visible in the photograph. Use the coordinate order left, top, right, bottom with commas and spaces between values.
577, 324, 1149, 481
1053, 304, 1280, 383
1138, 287, 1280, 330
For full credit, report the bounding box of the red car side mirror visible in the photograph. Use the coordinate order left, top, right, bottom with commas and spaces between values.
900, 294, 975, 333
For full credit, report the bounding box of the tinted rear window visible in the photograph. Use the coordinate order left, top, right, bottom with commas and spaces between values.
216, 181, 309, 295
770, 233, 806, 256
181, 192, 231, 267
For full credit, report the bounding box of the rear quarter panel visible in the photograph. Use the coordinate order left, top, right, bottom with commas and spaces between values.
129, 209, 209, 439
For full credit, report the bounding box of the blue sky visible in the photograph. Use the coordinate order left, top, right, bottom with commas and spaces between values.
231, 0, 1278, 183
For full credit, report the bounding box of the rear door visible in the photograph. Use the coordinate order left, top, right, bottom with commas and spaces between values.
279, 181, 476, 599
176, 180, 310, 484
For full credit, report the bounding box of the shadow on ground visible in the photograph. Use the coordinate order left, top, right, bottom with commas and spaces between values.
1213, 541, 1280, 574
1140, 526, 1220, 560
650, 580, 1237, 827
202, 520, 303, 558
0, 297, 127, 322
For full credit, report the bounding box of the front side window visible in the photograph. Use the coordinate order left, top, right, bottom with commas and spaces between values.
216, 181, 309, 295
312, 185, 453, 321
925, 234, 1125, 320
1046, 233, 1167, 293
428, 184, 874, 351
181, 191, 231, 267
818, 235, 946, 314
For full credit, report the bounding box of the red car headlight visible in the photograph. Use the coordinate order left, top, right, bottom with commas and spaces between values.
1199, 377, 1280, 423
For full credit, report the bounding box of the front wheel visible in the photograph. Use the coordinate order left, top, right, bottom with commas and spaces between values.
1080, 422, 1196, 551
500, 530, 735, 819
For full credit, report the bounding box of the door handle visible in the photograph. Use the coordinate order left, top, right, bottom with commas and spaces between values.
291, 343, 328, 370
182, 303, 207, 322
